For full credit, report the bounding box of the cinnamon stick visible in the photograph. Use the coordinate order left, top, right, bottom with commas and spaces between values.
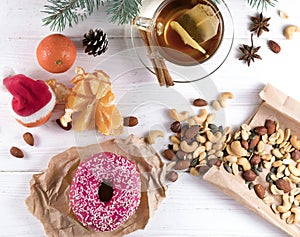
138, 29, 174, 87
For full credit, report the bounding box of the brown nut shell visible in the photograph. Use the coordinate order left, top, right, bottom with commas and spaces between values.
10, 146, 24, 158
23, 132, 34, 146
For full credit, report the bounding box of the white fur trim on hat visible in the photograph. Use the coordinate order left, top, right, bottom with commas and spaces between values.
0, 67, 15, 92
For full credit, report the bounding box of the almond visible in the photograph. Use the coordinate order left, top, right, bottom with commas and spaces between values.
174, 160, 190, 170
162, 149, 176, 161
268, 40, 281, 54
192, 98, 208, 107
123, 116, 138, 127
254, 126, 268, 135
241, 139, 249, 150
184, 125, 200, 140
23, 132, 34, 146
275, 179, 291, 193
249, 135, 260, 149
10, 146, 24, 158
254, 184, 265, 199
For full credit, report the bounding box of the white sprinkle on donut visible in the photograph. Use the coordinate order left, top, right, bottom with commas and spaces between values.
69, 152, 141, 232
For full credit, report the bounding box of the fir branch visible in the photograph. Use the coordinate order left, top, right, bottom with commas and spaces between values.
42, 0, 141, 31
42, 0, 103, 32
247, 0, 278, 10
106, 0, 142, 25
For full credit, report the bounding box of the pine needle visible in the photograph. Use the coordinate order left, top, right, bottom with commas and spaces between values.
247, 0, 278, 10
41, 0, 141, 31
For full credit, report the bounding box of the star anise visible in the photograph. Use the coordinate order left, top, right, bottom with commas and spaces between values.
250, 12, 270, 37
239, 34, 262, 66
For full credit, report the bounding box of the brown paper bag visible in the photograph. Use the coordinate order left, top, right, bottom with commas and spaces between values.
25, 135, 167, 237
204, 84, 300, 237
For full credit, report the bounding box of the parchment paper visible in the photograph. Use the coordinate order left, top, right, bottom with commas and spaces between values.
204, 84, 300, 237
25, 134, 167, 237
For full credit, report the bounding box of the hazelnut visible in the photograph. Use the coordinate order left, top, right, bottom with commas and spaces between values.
123, 116, 138, 127
250, 154, 261, 165
166, 171, 178, 182
170, 121, 181, 133
242, 170, 257, 181
265, 119, 276, 135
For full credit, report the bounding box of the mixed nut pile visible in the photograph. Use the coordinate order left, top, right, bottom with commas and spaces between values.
160, 92, 234, 181
162, 101, 300, 225
223, 120, 300, 225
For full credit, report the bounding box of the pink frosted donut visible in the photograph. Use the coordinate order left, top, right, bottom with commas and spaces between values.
69, 152, 141, 232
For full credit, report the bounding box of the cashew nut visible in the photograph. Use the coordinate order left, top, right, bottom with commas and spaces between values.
237, 157, 251, 171
170, 109, 189, 122
263, 196, 275, 204
271, 204, 280, 214
281, 211, 291, 220
270, 184, 284, 196
206, 113, 215, 123
289, 174, 300, 184
170, 135, 180, 144
288, 163, 300, 177
207, 131, 222, 143
257, 140, 265, 153
211, 100, 221, 111
286, 214, 295, 224
291, 207, 300, 223
224, 155, 238, 163
290, 135, 300, 150
284, 128, 291, 142
276, 129, 285, 144
279, 10, 289, 19
218, 92, 234, 108
193, 109, 208, 124
193, 145, 205, 158
232, 162, 239, 176
283, 25, 300, 40
196, 134, 206, 143
180, 141, 198, 153
146, 130, 164, 144
277, 194, 292, 213
231, 141, 248, 157
291, 188, 300, 197
272, 148, 283, 158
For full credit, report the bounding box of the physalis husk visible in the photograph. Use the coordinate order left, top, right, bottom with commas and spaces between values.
63, 67, 123, 135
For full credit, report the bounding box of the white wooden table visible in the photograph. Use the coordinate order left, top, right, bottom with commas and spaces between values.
0, 0, 300, 236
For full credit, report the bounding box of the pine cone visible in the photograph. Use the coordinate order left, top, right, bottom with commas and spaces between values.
82, 29, 108, 56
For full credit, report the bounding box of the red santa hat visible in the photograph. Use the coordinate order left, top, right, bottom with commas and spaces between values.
3, 74, 56, 127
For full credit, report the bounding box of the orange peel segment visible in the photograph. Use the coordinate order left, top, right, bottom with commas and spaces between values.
61, 67, 123, 136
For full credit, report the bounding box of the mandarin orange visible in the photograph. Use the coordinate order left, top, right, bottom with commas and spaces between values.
36, 34, 76, 73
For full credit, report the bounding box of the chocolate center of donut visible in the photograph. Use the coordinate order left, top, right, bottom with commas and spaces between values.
98, 182, 113, 203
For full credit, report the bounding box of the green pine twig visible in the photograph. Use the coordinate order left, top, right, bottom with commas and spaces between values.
106, 0, 142, 25
247, 0, 278, 10
42, 0, 141, 32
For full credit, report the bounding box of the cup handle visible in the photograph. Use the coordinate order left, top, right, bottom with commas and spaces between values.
133, 16, 152, 32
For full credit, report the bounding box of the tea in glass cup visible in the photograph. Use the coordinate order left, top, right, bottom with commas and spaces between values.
135, 0, 224, 66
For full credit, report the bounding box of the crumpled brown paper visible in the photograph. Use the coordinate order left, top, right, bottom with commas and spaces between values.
204, 84, 300, 237
25, 134, 167, 237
